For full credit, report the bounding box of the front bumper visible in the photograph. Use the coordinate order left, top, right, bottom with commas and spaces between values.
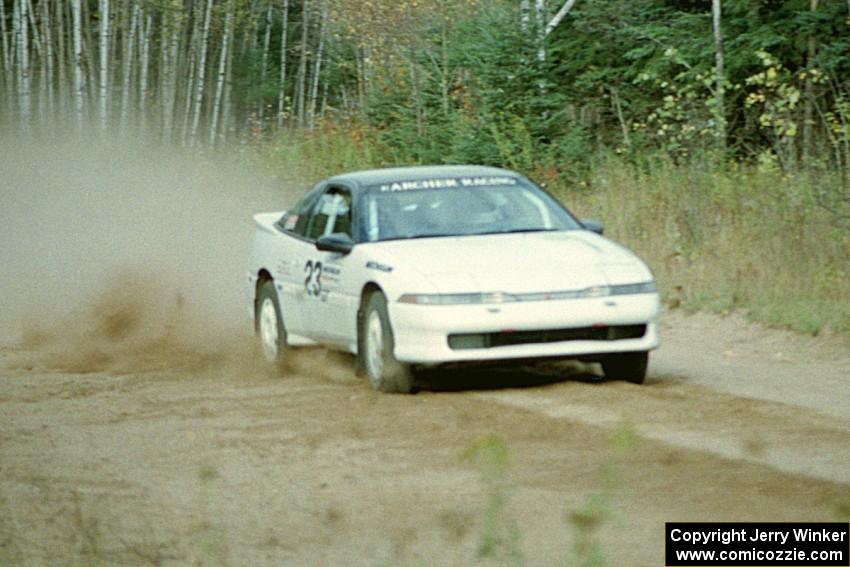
390, 293, 660, 365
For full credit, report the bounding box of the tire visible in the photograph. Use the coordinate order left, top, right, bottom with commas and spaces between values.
360, 292, 414, 393
601, 351, 648, 384
256, 279, 288, 370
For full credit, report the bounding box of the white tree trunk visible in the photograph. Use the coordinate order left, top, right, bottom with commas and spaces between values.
71, 0, 84, 129
26, 0, 42, 60
803, 0, 818, 161
11, 0, 20, 117
544, 0, 578, 37
259, 2, 273, 127
189, 0, 213, 146
120, 1, 139, 133
181, 6, 199, 144
277, 0, 289, 128
210, 0, 234, 146
159, 11, 170, 142
520, 0, 530, 34
43, 0, 55, 121
99, 0, 109, 130
168, 16, 180, 142
712, 0, 727, 150
139, 10, 152, 136
18, 0, 31, 129
308, 4, 328, 131
535, 0, 545, 65
221, 17, 234, 146
0, 0, 10, 82
295, 0, 310, 128
56, 0, 66, 114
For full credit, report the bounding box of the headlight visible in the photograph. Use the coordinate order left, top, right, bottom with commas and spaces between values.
609, 281, 656, 295
398, 281, 655, 305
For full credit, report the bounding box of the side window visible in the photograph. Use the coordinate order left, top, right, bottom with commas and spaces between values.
305, 188, 352, 241
278, 188, 321, 237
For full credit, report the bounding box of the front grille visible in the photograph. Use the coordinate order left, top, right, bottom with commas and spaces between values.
447, 324, 646, 350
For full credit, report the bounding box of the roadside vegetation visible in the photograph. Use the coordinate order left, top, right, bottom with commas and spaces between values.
2, 0, 848, 333
251, 127, 850, 335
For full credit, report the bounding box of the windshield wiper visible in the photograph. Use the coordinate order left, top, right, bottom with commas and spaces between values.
380, 228, 560, 242
404, 233, 462, 240
379, 233, 460, 242
474, 228, 560, 236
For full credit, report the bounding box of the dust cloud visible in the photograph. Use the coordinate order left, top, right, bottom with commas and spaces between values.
0, 133, 296, 374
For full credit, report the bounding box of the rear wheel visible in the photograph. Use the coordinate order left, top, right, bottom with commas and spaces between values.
601, 352, 648, 384
256, 280, 288, 370
360, 292, 414, 393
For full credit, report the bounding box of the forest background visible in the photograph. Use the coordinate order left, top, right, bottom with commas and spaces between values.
2, 0, 848, 334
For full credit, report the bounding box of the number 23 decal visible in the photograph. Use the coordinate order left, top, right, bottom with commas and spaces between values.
304, 260, 322, 297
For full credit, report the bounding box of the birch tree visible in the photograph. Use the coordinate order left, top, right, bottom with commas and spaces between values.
210, 0, 234, 145
277, 0, 289, 128
11, 0, 21, 116
181, 5, 199, 143
159, 9, 181, 144
520, 0, 530, 34
99, 0, 109, 130
220, 12, 234, 145
138, 9, 152, 135
543, 0, 578, 36
42, 0, 55, 119
308, 3, 328, 131
159, 10, 172, 142
120, 1, 140, 133
535, 0, 545, 65
259, 2, 273, 126
803, 0, 818, 161
712, 0, 726, 150
189, 0, 214, 146
56, 0, 66, 113
295, 0, 310, 128
1, 1, 10, 94
18, 0, 31, 129
71, 0, 85, 129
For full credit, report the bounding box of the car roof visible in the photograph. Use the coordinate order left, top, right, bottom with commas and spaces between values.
327, 165, 522, 191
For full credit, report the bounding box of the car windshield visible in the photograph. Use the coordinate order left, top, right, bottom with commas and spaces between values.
361, 178, 581, 242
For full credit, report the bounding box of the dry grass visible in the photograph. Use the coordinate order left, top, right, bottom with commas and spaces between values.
559, 156, 850, 335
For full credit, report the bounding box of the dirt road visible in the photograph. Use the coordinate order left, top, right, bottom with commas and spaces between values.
1, 309, 848, 567
1, 138, 847, 566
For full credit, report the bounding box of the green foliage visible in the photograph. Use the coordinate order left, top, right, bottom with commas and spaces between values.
565, 424, 637, 567
463, 436, 525, 566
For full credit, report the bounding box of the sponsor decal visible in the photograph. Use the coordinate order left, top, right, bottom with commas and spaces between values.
376, 176, 518, 192
366, 261, 393, 273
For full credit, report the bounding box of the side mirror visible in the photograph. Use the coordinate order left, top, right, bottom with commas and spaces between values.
580, 218, 604, 235
316, 233, 354, 254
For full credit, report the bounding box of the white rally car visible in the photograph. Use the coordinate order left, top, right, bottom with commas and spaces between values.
247, 165, 660, 392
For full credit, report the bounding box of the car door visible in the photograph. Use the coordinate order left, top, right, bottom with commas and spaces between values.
299, 185, 359, 346
272, 184, 324, 339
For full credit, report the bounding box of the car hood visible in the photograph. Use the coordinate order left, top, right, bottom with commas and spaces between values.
373, 231, 652, 294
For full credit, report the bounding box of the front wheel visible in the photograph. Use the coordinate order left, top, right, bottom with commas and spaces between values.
256, 279, 288, 370
360, 292, 414, 393
601, 352, 648, 384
